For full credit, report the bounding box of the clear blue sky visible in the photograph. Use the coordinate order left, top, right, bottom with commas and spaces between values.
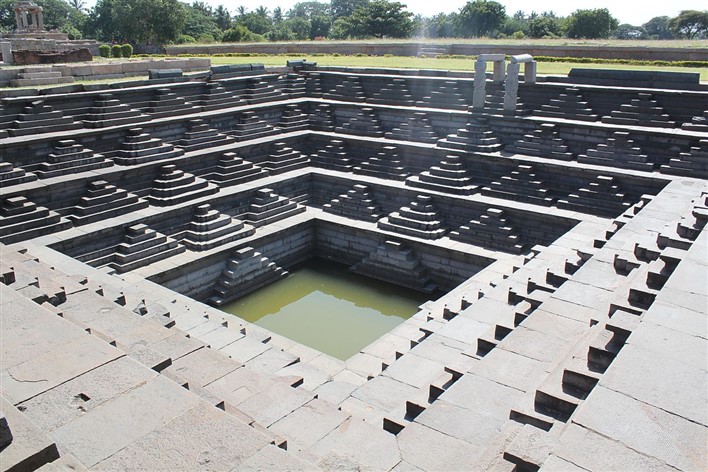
213, 0, 705, 25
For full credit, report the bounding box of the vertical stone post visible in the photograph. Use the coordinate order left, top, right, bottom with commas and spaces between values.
14, 9, 21, 29
0, 42, 13, 64
503, 62, 520, 113
19, 10, 28, 29
524, 61, 537, 84
36, 6, 44, 29
472, 59, 487, 110
492, 59, 506, 82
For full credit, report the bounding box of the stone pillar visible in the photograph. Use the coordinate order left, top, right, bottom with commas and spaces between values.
14, 9, 21, 29
0, 42, 13, 64
19, 10, 28, 29
503, 62, 520, 113
472, 59, 487, 110
36, 7, 44, 29
524, 61, 537, 84
30, 10, 37, 28
493, 59, 506, 82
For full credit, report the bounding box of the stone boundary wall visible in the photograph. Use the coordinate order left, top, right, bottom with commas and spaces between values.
164, 42, 708, 62
0, 58, 211, 87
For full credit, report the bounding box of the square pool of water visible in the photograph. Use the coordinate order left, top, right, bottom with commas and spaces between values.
218, 258, 430, 360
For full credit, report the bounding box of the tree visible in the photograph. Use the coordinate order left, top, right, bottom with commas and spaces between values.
288, 1, 330, 19
183, 2, 221, 41
237, 12, 271, 35
457, 0, 505, 38
565, 8, 618, 39
527, 12, 562, 38
310, 14, 331, 37
669, 10, 708, 39
613, 23, 647, 39
345, 0, 413, 38
272, 6, 283, 25
330, 0, 368, 19
214, 5, 231, 30
643, 16, 673, 39
68, 0, 86, 13
87, 0, 186, 43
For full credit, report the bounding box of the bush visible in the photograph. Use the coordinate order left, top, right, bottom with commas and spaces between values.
98, 44, 111, 58
197, 33, 216, 43
61, 25, 82, 40
111, 44, 122, 58
512, 30, 526, 39
121, 44, 133, 58
176, 34, 196, 44
222, 25, 264, 42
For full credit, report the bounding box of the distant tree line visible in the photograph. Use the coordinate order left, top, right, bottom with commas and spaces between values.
0, 0, 706, 45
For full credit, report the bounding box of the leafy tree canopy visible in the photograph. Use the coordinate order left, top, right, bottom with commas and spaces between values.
457, 0, 506, 38
565, 8, 618, 39
669, 10, 708, 39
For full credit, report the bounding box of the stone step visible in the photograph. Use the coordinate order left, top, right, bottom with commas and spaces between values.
10, 76, 75, 87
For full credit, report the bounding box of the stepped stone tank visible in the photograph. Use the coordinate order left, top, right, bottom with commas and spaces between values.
0, 60, 706, 471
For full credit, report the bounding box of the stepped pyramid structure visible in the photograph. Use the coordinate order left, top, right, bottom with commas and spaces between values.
484, 87, 529, 115
144, 88, 200, 119
661, 139, 708, 179
82, 93, 150, 128
308, 103, 335, 131
0, 196, 71, 244
231, 111, 276, 141
378, 195, 447, 240
0, 161, 37, 187
406, 154, 477, 195
353, 145, 408, 180
450, 208, 524, 254
437, 119, 503, 153
323, 184, 381, 221
323, 75, 366, 102
181, 203, 254, 251
281, 73, 307, 98
385, 112, 438, 143
9, 100, 82, 137
277, 104, 309, 131
147, 164, 219, 206
369, 78, 414, 105
682, 110, 708, 131
506, 123, 574, 160
534, 87, 598, 121
578, 132, 653, 171
35, 140, 112, 179
417, 80, 467, 109
245, 77, 281, 104
206, 152, 267, 187
68, 180, 148, 226
198, 82, 245, 111
601, 93, 676, 128
244, 188, 305, 227
311, 139, 352, 172
351, 240, 436, 293
109, 224, 185, 273
482, 164, 554, 205
208, 246, 288, 305
113, 128, 185, 165
176, 119, 235, 152
558, 175, 631, 217
261, 142, 309, 175
335, 107, 384, 137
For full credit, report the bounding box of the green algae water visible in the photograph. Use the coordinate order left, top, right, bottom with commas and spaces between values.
219, 258, 429, 360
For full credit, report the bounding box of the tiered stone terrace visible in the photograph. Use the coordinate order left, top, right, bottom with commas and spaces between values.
0, 63, 706, 471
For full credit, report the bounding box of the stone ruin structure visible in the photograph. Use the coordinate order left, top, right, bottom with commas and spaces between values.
0, 59, 706, 471
0, 0, 97, 66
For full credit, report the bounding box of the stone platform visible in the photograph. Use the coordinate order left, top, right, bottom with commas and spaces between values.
0, 63, 706, 471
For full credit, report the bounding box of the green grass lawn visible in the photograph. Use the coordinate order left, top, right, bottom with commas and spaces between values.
210, 54, 708, 81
